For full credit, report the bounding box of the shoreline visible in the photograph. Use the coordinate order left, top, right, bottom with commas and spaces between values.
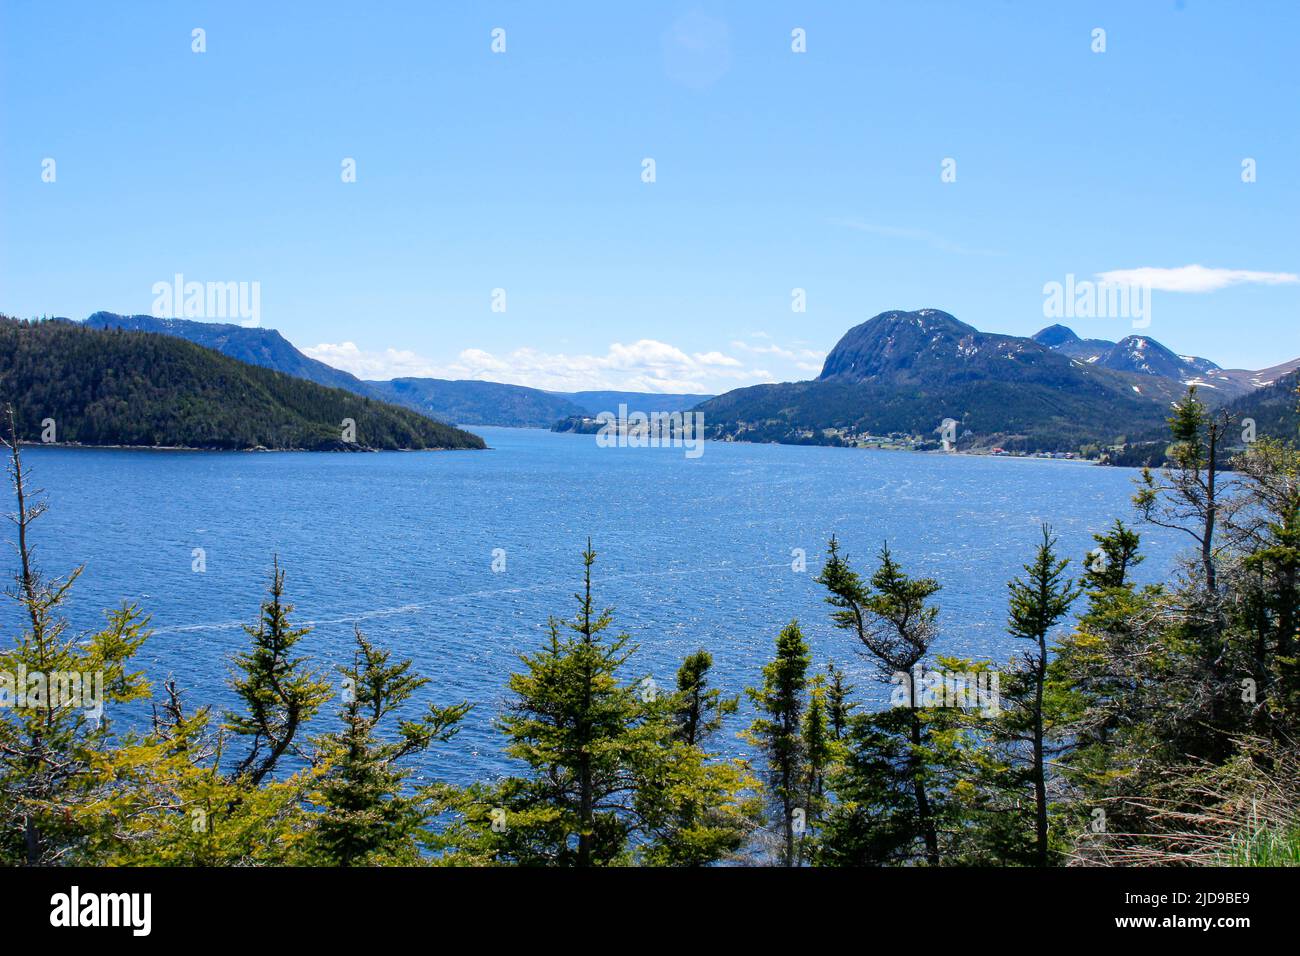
18, 441, 486, 454
19, 433, 1141, 466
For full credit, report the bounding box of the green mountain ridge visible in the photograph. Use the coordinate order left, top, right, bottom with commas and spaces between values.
367, 377, 586, 427
698, 309, 1189, 453
84, 311, 379, 397
0, 318, 485, 451
78, 313, 713, 427
1224, 369, 1300, 441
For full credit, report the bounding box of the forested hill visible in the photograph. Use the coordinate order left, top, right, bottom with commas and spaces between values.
0, 318, 485, 451
84, 311, 377, 397
698, 309, 1183, 452
1226, 368, 1300, 441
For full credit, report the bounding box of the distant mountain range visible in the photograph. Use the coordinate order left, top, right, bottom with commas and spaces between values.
82, 313, 711, 427
1032, 324, 1300, 399
700, 309, 1299, 453
1, 317, 484, 451
28, 309, 1299, 456
557, 390, 712, 416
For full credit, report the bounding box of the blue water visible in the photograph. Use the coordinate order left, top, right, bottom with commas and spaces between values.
3, 428, 1182, 784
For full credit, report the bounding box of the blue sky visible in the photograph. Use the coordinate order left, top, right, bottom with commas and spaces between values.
3, 1, 1298, 392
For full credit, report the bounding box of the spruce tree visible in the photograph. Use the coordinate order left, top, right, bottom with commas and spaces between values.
306, 628, 471, 865
1049, 522, 1151, 836
818, 537, 943, 865
1134, 386, 1232, 592
799, 671, 831, 860
1002, 524, 1080, 866
744, 620, 811, 866
226, 560, 331, 786
1083, 519, 1143, 591
1226, 438, 1300, 727
0, 417, 151, 864
441, 542, 723, 866
672, 649, 736, 747
640, 650, 755, 866
824, 661, 856, 742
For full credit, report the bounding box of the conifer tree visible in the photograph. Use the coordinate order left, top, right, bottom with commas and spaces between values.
0, 412, 152, 865
824, 661, 856, 742
1001, 524, 1080, 866
639, 654, 756, 866
439, 542, 734, 866
798, 671, 832, 860
744, 620, 811, 866
672, 649, 736, 747
1049, 522, 1151, 821
1224, 438, 1300, 727
87, 691, 319, 866
498, 542, 644, 864
818, 537, 943, 864
305, 628, 471, 865
1134, 386, 1232, 592
1083, 519, 1143, 591
225, 560, 331, 786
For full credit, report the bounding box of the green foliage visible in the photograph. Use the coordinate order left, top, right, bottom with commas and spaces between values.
0, 317, 484, 450
438, 544, 752, 866
744, 620, 812, 866
226, 561, 332, 787
672, 649, 736, 747
816, 538, 944, 865
1006, 526, 1081, 649
997, 525, 1081, 866
1082, 519, 1143, 591
303, 629, 471, 866
817, 683, 1018, 867
1220, 822, 1300, 866
0, 426, 153, 864
816, 708, 927, 866
83, 695, 321, 866
7, 370, 1300, 870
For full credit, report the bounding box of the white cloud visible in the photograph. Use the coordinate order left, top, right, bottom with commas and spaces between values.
731, 340, 825, 376
301, 341, 442, 379
692, 350, 743, 367
1096, 264, 1300, 293
305, 338, 771, 393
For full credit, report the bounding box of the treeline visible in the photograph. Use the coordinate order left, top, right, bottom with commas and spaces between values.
2, 388, 1298, 866
1104, 375, 1300, 468
1226, 368, 1300, 444
0, 318, 484, 451
699, 377, 1171, 455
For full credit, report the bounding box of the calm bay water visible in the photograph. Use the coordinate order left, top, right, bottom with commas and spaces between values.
5, 427, 1182, 783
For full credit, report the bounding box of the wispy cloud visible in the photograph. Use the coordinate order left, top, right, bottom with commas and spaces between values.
305, 339, 768, 393
663, 10, 732, 89
830, 218, 1003, 257
1096, 264, 1300, 293
731, 339, 825, 373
